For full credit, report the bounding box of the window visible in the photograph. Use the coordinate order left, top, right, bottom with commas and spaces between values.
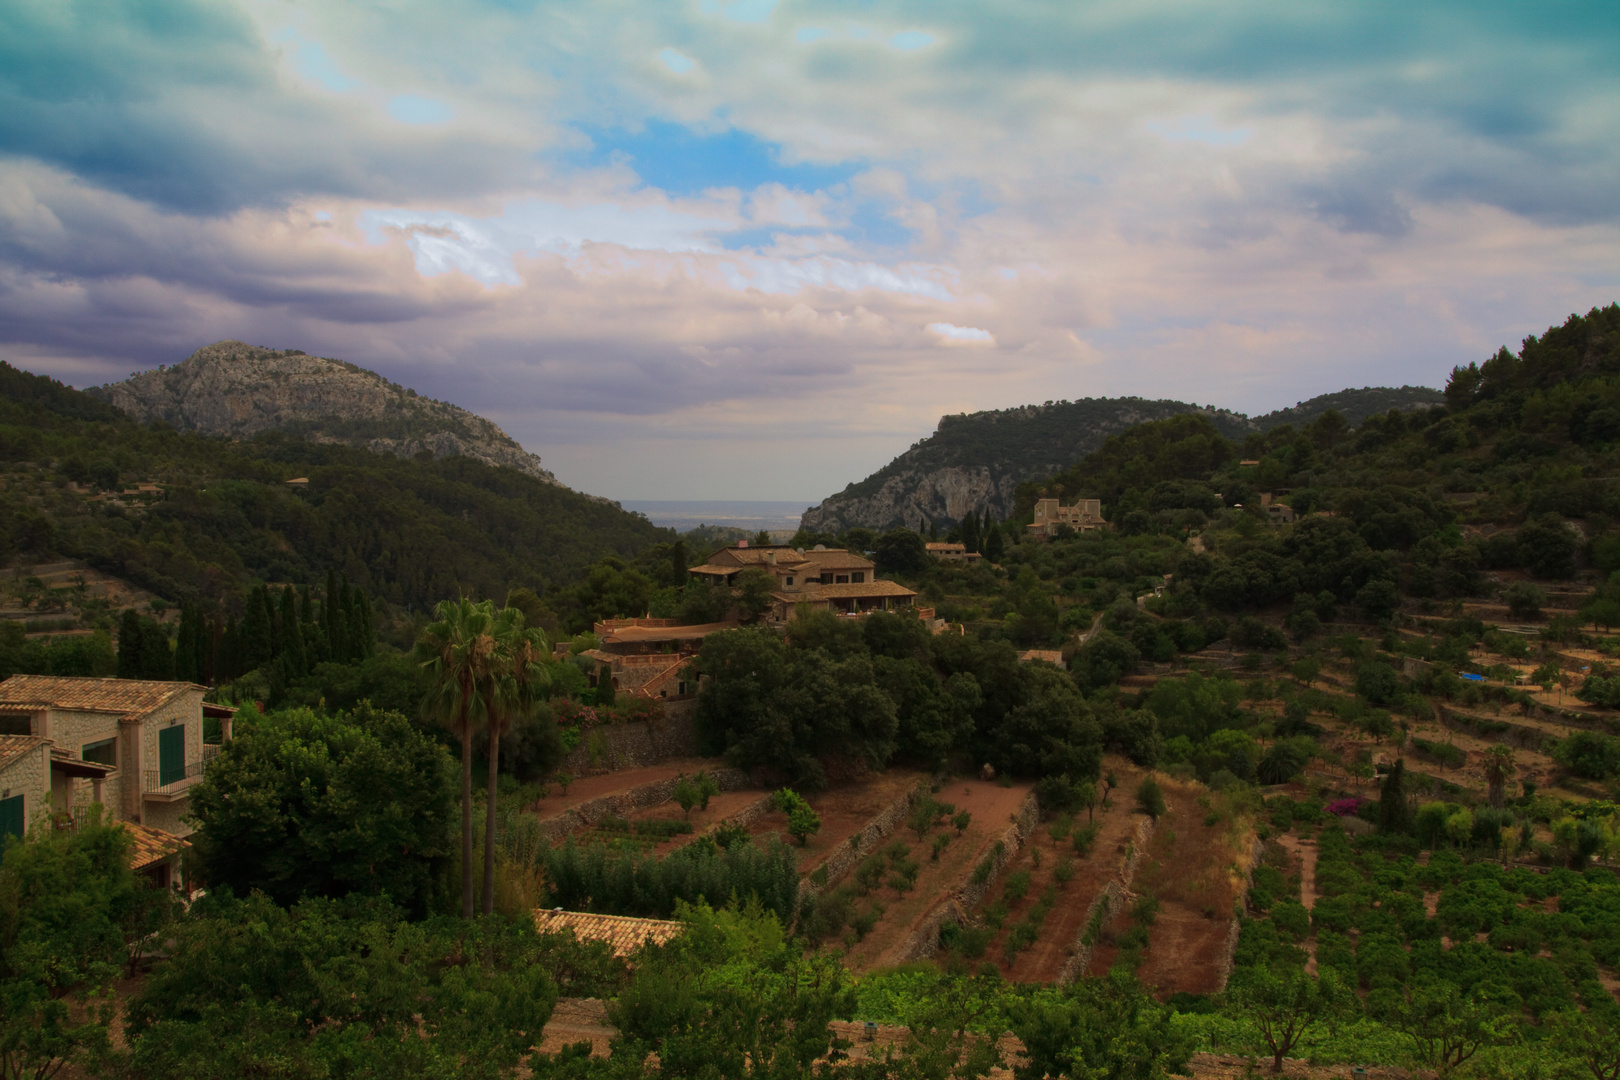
158, 725, 185, 786
785, 577, 794, 586
851, 572, 865, 583
0, 794, 22, 840
0, 714, 30, 736
82, 738, 116, 767
820, 573, 834, 584
835, 575, 849, 584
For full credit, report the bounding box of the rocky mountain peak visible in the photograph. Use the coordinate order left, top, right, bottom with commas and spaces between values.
86, 341, 558, 483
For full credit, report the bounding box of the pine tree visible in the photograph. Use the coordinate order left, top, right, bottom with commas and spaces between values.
116, 609, 143, 679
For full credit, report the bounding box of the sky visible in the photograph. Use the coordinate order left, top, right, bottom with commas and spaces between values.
2, 1, 1618, 504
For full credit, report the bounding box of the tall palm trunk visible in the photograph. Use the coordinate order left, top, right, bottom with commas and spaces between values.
460, 715, 475, 919
483, 723, 502, 915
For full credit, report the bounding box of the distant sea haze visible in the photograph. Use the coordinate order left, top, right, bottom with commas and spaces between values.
620, 500, 808, 536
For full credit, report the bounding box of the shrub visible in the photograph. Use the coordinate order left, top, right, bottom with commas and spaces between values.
1135, 777, 1167, 819
773, 788, 822, 846
1003, 869, 1033, 903
1072, 822, 1100, 857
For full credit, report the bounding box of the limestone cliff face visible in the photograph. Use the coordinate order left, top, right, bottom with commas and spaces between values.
87, 341, 559, 483
801, 385, 1444, 533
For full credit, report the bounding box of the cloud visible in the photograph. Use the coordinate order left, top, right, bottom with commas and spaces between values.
928, 322, 994, 345
0, 0, 1617, 500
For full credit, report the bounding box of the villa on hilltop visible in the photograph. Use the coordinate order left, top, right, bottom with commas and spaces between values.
687, 543, 922, 624
1027, 497, 1107, 538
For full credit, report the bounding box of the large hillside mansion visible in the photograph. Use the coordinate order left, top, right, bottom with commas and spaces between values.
0, 676, 234, 865
687, 543, 921, 624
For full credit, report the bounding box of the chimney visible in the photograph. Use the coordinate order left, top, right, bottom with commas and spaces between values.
766, 551, 776, 565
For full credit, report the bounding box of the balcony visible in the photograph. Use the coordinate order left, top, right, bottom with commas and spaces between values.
143, 759, 208, 801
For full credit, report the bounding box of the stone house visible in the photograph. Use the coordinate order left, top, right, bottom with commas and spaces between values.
1027, 497, 1107, 537
578, 618, 730, 701
926, 542, 981, 565
686, 543, 920, 623
0, 676, 234, 838
1259, 492, 1296, 524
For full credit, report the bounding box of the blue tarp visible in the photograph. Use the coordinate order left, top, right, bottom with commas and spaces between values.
1461, 672, 1485, 681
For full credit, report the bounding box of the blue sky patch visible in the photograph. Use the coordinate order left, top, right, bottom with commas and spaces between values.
580, 119, 858, 197
388, 95, 453, 124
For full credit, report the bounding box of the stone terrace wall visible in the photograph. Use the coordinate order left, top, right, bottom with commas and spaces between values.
1214, 834, 1266, 991
883, 791, 1040, 967
799, 788, 914, 903
538, 765, 751, 843
1058, 815, 1154, 984
561, 699, 700, 776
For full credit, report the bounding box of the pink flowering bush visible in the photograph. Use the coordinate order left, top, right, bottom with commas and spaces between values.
1325, 796, 1365, 818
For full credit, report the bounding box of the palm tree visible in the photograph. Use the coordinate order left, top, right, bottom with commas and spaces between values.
1482, 745, 1517, 810
415, 597, 500, 919
481, 607, 550, 915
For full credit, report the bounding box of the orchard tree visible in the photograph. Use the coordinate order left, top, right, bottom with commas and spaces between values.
188, 704, 455, 916
1224, 966, 1350, 1072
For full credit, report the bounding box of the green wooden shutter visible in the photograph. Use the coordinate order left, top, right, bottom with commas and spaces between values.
0, 794, 23, 840
159, 725, 186, 786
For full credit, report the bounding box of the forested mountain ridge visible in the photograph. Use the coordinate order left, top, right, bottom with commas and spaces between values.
0, 361, 671, 623
86, 340, 560, 484
801, 385, 1444, 533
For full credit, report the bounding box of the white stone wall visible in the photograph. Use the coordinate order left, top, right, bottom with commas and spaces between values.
0, 743, 50, 833
44, 708, 124, 816
143, 798, 193, 837
139, 691, 204, 789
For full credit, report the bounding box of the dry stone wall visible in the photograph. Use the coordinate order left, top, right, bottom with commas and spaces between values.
560, 700, 699, 776
1058, 814, 1155, 984
538, 766, 751, 843
799, 788, 914, 903
882, 791, 1040, 967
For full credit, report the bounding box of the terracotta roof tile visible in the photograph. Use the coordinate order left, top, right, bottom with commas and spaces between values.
117, 822, 188, 870
793, 580, 918, 600
599, 622, 734, 644
0, 676, 202, 717
0, 734, 48, 772
1019, 650, 1065, 665
533, 909, 686, 956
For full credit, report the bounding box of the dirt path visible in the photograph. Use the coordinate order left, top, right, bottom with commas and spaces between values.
843, 778, 1034, 973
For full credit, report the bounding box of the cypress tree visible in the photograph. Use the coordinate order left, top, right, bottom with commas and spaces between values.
962, 510, 981, 554
116, 609, 143, 679
350, 588, 373, 660
264, 584, 284, 660
279, 586, 307, 677
299, 583, 314, 626
241, 587, 274, 671
174, 603, 200, 683
220, 613, 241, 682
1379, 759, 1412, 835
140, 617, 174, 680
984, 519, 1006, 562
324, 569, 342, 660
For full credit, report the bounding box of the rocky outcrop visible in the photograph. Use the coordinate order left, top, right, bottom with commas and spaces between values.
801, 386, 1444, 534
87, 341, 559, 483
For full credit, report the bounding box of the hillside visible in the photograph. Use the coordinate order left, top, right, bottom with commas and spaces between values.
801, 386, 1444, 533
0, 361, 670, 618
86, 341, 559, 483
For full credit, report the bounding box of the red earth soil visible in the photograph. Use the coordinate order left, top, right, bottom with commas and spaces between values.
841, 777, 1034, 973
1104, 780, 1241, 997
984, 764, 1148, 983
530, 757, 726, 821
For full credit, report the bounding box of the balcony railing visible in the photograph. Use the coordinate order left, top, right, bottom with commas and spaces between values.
145, 759, 207, 793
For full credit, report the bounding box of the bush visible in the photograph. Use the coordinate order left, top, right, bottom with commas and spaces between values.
1506, 581, 1547, 619
1135, 777, 1167, 819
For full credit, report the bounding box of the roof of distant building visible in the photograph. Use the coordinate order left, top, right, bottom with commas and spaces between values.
775, 580, 918, 601
926, 542, 967, 552
1019, 649, 1065, 665
119, 821, 188, 870
0, 676, 205, 718
533, 909, 686, 956
598, 621, 735, 645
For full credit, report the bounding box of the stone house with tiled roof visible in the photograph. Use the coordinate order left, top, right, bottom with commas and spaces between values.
533, 909, 686, 957
0, 675, 234, 838
687, 543, 919, 623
